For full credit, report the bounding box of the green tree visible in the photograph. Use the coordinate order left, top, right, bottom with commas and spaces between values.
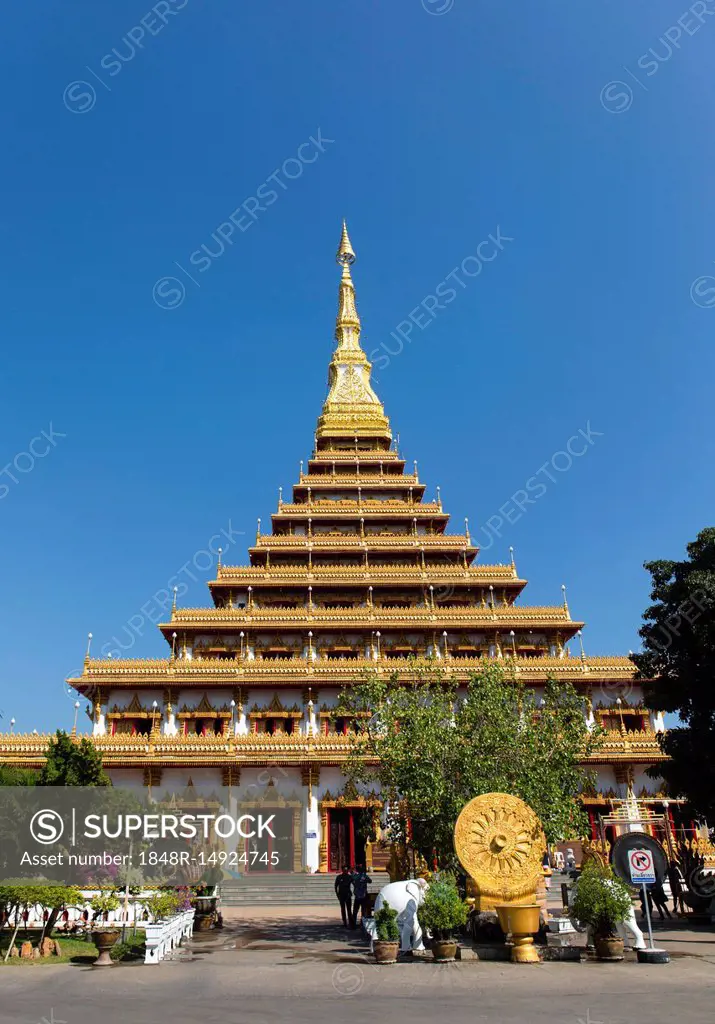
39, 730, 109, 787
338, 663, 599, 867
634, 527, 715, 818
0, 883, 82, 960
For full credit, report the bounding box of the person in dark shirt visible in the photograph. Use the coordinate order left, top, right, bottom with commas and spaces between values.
351, 865, 372, 927
667, 862, 686, 915
335, 865, 354, 927
650, 878, 672, 920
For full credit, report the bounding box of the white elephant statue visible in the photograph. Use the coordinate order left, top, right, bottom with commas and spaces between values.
370, 878, 429, 952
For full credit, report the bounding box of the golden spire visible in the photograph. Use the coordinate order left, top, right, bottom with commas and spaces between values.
335, 220, 361, 350
316, 222, 391, 444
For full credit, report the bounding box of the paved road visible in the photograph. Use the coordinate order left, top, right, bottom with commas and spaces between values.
2, 915, 714, 1024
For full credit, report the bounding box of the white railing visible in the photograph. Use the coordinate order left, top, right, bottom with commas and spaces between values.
144, 909, 195, 965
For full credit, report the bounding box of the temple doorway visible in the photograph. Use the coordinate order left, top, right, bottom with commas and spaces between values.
328, 808, 367, 871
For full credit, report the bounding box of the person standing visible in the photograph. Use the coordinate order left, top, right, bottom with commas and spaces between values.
351, 865, 372, 927
650, 878, 672, 921
335, 865, 354, 927
667, 862, 686, 915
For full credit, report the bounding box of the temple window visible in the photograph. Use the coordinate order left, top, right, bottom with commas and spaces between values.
111, 719, 151, 737
187, 718, 224, 736
330, 717, 360, 735
600, 710, 647, 732
263, 718, 294, 735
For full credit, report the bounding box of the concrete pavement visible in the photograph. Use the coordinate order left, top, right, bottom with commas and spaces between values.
1, 911, 713, 1024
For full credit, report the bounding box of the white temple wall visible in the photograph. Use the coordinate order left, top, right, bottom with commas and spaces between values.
633, 765, 661, 796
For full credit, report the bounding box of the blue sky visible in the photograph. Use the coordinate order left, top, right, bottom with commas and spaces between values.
1, 0, 714, 732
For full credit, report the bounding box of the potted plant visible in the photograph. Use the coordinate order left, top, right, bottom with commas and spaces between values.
145, 889, 180, 923
418, 874, 468, 961
191, 883, 217, 930
90, 890, 121, 966
570, 859, 633, 961
373, 901, 400, 963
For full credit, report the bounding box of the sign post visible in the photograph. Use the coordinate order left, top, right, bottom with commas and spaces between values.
628, 849, 656, 951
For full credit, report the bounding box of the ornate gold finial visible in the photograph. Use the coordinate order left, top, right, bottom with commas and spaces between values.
171, 586, 178, 614
316, 223, 391, 444
335, 223, 360, 346
561, 583, 570, 619
336, 219, 356, 265
85, 632, 93, 665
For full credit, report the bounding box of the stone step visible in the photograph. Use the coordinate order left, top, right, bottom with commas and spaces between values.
218, 872, 391, 906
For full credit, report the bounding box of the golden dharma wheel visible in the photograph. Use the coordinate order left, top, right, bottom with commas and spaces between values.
453, 793, 546, 910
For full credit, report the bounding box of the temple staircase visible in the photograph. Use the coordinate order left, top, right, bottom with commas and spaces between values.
219, 872, 391, 907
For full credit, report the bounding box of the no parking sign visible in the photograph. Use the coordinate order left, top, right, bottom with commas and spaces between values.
628, 848, 656, 885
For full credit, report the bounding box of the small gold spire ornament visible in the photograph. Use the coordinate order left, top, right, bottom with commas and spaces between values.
336, 219, 356, 265
315, 222, 391, 444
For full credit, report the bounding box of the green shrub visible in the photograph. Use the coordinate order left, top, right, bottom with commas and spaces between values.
570, 859, 633, 937
374, 901, 399, 942
145, 890, 180, 922
109, 932, 146, 961
418, 874, 468, 941
89, 890, 120, 923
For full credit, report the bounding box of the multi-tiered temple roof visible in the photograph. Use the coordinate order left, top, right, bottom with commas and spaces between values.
0, 226, 666, 838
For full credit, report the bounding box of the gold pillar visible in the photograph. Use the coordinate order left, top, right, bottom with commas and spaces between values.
319, 805, 329, 873
292, 807, 302, 872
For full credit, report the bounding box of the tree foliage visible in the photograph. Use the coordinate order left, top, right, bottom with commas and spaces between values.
338, 663, 599, 866
0, 766, 38, 787
634, 527, 715, 817
39, 731, 109, 787
0, 883, 83, 959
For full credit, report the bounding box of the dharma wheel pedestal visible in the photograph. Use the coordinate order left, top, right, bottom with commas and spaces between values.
454, 793, 547, 960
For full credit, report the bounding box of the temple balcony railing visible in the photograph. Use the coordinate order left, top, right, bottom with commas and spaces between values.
592, 728, 667, 761
214, 563, 521, 582
252, 533, 471, 549
69, 653, 636, 688
0, 727, 667, 765
167, 604, 576, 626
274, 500, 443, 514
296, 472, 421, 485
309, 450, 402, 463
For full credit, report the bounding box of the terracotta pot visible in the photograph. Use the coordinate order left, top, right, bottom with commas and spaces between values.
374, 940, 399, 964
431, 939, 458, 962
192, 897, 216, 914
594, 934, 624, 961
91, 928, 121, 967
